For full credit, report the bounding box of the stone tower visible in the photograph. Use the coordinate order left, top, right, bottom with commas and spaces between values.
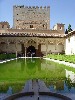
53, 23, 65, 34
13, 5, 50, 29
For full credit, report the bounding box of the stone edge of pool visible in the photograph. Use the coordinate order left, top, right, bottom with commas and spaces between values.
4, 91, 72, 100
0, 57, 75, 68
0, 57, 43, 64
0, 58, 17, 63
44, 58, 75, 68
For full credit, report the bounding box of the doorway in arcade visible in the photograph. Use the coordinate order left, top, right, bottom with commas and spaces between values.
21, 44, 43, 57
27, 45, 36, 57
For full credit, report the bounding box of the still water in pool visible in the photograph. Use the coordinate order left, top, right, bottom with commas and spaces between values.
0, 58, 75, 94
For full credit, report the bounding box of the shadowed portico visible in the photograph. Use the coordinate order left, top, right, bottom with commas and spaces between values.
27, 45, 36, 57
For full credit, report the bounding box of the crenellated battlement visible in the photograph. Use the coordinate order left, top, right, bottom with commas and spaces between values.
13, 5, 50, 10
0, 21, 9, 23
13, 5, 50, 29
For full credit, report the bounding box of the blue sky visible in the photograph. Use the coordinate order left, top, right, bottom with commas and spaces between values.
0, 0, 75, 30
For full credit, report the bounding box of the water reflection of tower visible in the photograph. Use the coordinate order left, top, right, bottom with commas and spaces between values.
26, 58, 36, 74
27, 58, 41, 73
21, 59, 25, 71
55, 80, 64, 90
36, 58, 41, 71
49, 80, 64, 92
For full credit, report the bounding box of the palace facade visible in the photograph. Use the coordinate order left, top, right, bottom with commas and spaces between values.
0, 5, 73, 57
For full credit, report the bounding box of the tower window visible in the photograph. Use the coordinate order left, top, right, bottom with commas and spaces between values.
60, 27, 62, 30
2, 25, 4, 28
43, 24, 45, 27
30, 25, 33, 28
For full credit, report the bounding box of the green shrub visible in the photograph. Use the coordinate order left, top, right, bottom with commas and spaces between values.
47, 54, 75, 64
0, 54, 16, 60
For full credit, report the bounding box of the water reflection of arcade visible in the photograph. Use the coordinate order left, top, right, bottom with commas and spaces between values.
21, 58, 41, 73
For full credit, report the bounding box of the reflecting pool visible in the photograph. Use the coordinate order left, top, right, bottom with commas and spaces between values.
0, 58, 75, 95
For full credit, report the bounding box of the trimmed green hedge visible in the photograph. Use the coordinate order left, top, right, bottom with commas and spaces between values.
47, 54, 75, 64
0, 54, 16, 60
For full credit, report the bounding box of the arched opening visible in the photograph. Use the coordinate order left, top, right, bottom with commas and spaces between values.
27, 45, 36, 57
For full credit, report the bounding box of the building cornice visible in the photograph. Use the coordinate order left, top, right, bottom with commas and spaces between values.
65, 30, 75, 38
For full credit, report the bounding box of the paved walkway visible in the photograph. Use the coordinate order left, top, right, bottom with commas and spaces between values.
0, 58, 17, 64
21, 79, 50, 100
21, 79, 50, 93
0, 93, 9, 100
0, 80, 72, 100
15, 95, 62, 100
15, 80, 70, 100
44, 58, 75, 68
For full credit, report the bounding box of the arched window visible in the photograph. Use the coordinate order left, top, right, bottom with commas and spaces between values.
2, 25, 4, 28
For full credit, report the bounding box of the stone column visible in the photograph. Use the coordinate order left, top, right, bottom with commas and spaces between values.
15, 42, 18, 58
25, 46, 26, 57
36, 37, 38, 56
24, 42, 27, 57
16, 51, 18, 58
55, 39, 57, 50
46, 39, 48, 56
7, 39, 9, 54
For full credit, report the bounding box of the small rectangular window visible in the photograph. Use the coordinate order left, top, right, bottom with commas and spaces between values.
60, 27, 62, 30
30, 25, 33, 28
43, 24, 45, 27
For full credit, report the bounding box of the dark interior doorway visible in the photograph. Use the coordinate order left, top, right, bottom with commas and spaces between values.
27, 46, 36, 57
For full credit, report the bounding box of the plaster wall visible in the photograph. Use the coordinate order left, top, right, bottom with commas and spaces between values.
41, 44, 64, 54
65, 35, 75, 55
0, 43, 21, 53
